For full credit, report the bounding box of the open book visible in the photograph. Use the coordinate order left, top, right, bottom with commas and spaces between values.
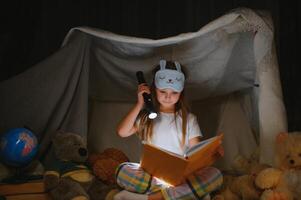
140, 134, 223, 186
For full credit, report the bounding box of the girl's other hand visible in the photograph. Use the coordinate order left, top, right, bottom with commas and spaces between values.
137, 83, 151, 107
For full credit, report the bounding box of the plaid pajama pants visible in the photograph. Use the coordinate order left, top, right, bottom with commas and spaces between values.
115, 162, 223, 200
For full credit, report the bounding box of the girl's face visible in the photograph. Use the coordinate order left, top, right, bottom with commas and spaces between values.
155, 88, 181, 111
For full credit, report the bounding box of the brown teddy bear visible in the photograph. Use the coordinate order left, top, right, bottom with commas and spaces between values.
88, 148, 129, 185
43, 131, 119, 200
255, 132, 301, 200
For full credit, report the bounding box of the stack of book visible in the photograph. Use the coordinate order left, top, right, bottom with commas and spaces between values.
0, 180, 50, 200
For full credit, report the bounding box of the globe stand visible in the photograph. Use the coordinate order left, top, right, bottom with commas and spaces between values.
1, 163, 43, 184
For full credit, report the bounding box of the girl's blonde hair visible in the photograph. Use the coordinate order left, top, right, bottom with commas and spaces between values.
137, 61, 189, 147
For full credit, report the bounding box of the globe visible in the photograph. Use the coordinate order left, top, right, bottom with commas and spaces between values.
0, 128, 38, 167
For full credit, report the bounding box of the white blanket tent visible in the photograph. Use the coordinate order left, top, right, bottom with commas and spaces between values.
0, 8, 287, 169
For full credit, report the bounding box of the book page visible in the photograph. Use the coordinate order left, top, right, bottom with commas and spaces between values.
184, 137, 216, 157
143, 142, 185, 159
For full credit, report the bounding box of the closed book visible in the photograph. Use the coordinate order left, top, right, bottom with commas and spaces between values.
0, 180, 45, 195
5, 193, 50, 200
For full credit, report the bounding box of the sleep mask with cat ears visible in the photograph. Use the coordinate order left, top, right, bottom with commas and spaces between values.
154, 59, 185, 92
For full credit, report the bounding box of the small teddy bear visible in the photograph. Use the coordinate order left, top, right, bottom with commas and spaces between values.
88, 148, 129, 185
255, 132, 301, 200
231, 148, 270, 177
213, 173, 261, 200
213, 151, 270, 200
44, 131, 118, 200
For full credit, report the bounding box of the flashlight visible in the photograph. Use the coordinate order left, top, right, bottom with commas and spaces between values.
136, 71, 158, 119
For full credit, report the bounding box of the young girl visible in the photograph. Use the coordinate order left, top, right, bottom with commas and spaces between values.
114, 60, 223, 200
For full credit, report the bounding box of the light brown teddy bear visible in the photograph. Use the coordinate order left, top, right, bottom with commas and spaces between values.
213, 173, 260, 200
88, 148, 129, 185
213, 151, 270, 200
231, 149, 270, 177
255, 132, 301, 200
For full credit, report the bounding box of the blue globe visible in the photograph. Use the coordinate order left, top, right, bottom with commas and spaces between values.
0, 128, 38, 167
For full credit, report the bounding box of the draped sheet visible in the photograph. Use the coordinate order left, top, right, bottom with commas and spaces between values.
0, 8, 287, 167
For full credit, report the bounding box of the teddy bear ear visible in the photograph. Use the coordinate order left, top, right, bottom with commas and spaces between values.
52, 130, 67, 143
276, 132, 289, 143
56, 129, 65, 135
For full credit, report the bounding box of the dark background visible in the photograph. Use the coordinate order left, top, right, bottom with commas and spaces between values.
1, 0, 300, 131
